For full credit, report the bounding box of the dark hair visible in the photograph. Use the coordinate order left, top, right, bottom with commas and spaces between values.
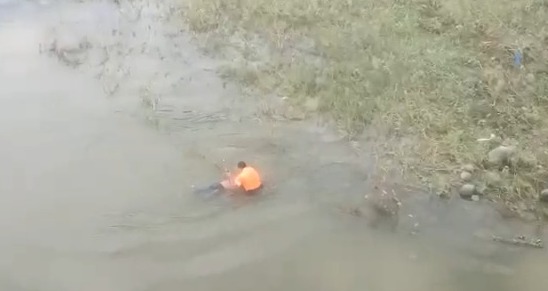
237, 161, 247, 169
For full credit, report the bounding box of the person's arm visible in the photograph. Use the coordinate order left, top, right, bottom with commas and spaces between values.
220, 172, 236, 190
234, 175, 242, 187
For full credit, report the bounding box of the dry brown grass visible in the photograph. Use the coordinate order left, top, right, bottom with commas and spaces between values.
182, 0, 548, 213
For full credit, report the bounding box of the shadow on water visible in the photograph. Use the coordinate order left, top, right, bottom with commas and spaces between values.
1, 0, 547, 291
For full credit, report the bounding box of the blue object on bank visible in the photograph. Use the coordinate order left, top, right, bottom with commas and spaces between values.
513, 49, 523, 68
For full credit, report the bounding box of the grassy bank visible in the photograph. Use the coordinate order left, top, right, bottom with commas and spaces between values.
183, 0, 548, 215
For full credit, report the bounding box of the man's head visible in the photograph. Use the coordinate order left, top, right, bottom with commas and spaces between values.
237, 161, 247, 169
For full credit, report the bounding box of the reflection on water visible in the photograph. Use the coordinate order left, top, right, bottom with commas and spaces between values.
0, 1, 546, 291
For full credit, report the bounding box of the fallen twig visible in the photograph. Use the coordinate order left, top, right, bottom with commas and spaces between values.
492, 235, 544, 249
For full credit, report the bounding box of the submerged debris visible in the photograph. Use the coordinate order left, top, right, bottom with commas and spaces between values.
365, 189, 401, 231
43, 34, 92, 68
338, 206, 363, 218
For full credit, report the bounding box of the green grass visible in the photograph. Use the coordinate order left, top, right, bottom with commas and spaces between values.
182, 0, 548, 214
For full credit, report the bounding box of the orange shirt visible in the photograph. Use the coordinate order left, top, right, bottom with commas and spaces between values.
234, 166, 262, 191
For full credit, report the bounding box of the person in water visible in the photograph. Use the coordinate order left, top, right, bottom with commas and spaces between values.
194, 161, 263, 197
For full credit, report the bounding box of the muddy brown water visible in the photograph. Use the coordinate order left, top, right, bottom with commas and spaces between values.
1, 0, 547, 290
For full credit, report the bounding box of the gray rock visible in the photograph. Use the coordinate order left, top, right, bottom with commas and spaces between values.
487, 146, 516, 167
459, 184, 476, 198
485, 171, 502, 186
471, 195, 480, 202
475, 183, 487, 195
460, 171, 473, 181
462, 164, 475, 173
540, 189, 548, 203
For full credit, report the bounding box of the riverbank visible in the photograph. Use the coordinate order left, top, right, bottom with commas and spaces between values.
182, 0, 548, 219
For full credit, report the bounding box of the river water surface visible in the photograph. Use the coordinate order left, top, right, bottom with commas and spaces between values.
1, 0, 547, 290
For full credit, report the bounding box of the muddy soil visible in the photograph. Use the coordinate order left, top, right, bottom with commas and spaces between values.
0, 0, 547, 290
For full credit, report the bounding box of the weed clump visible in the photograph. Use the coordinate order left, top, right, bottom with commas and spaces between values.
183, 0, 548, 215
